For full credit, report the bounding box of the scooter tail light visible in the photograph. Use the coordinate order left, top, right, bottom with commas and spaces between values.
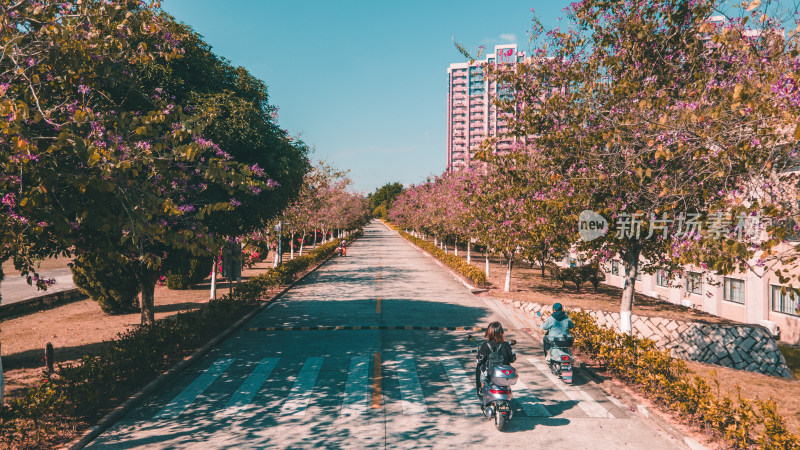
561, 355, 570, 361
490, 388, 511, 394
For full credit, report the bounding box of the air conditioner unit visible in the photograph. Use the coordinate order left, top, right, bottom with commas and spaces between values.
680, 299, 694, 308
759, 320, 781, 339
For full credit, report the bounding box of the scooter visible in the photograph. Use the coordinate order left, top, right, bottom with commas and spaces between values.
546, 334, 574, 384
475, 340, 519, 431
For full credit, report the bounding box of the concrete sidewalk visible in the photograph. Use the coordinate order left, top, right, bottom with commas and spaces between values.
1, 268, 77, 307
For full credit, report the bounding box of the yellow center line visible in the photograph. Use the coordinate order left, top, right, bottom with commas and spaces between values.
376, 296, 382, 314
371, 352, 382, 408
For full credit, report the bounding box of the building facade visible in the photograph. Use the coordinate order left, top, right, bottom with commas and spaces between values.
446, 44, 526, 172
587, 257, 800, 345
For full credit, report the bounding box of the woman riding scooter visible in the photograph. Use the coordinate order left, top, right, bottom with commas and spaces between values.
475, 322, 516, 398
540, 303, 574, 357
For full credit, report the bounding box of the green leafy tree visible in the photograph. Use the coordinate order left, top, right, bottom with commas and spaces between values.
0, 1, 306, 326
370, 182, 404, 219
71, 253, 140, 314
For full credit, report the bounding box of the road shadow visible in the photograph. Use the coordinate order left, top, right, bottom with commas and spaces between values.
86, 223, 579, 447
4, 342, 110, 370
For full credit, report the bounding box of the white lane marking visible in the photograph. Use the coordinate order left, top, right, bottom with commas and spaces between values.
514, 379, 553, 417
218, 358, 279, 417
527, 357, 615, 419
684, 436, 707, 450
281, 357, 325, 417
340, 356, 370, 415
605, 394, 625, 408
440, 358, 481, 416
154, 358, 235, 419
395, 355, 427, 415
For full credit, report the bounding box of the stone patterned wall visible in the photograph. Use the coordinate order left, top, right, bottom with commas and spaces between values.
508, 299, 793, 378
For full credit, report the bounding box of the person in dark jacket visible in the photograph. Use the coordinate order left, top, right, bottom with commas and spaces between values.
540, 302, 574, 357
475, 321, 516, 397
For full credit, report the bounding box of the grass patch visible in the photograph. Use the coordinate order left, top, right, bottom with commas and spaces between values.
779, 344, 800, 379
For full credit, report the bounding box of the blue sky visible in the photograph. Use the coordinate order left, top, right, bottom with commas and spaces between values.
161, 1, 570, 194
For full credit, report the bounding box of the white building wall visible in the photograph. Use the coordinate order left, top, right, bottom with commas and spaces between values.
596, 259, 800, 345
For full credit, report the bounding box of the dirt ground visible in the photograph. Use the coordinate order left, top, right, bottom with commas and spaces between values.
1, 256, 74, 275
462, 247, 800, 434
0, 258, 277, 402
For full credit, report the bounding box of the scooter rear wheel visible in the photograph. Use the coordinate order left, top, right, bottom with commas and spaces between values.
495, 411, 508, 431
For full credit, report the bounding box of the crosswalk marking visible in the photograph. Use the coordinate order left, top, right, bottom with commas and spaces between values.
149, 352, 619, 421
281, 357, 325, 417
606, 394, 625, 408
341, 356, 370, 415
514, 380, 553, 417
527, 357, 615, 419
247, 325, 484, 332
154, 358, 235, 419
440, 358, 481, 416
394, 355, 427, 414
219, 358, 279, 417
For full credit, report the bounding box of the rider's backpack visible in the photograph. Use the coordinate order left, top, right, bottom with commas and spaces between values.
486, 342, 505, 369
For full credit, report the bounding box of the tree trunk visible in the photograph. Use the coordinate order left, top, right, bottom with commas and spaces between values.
539, 245, 547, 278
444, 243, 447, 254
620, 243, 641, 334
290, 232, 295, 259
299, 231, 306, 256
434, 237, 437, 247
485, 252, 490, 278
466, 241, 471, 265
313, 229, 318, 249
138, 271, 158, 326
504, 253, 514, 292
454, 242, 458, 256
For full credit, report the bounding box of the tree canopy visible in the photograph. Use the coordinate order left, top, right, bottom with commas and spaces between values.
0, 1, 309, 324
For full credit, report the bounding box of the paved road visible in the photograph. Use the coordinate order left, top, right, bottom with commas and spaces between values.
0, 268, 75, 306
88, 221, 684, 449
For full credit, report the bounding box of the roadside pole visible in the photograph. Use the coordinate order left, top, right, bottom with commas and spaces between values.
210, 260, 217, 300
274, 221, 283, 267
0, 341, 4, 405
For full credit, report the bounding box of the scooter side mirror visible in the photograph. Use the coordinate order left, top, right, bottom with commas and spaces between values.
509, 339, 516, 346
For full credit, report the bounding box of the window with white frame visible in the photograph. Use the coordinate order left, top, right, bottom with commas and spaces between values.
771, 285, 799, 316
611, 260, 620, 276
656, 270, 669, 287
685, 272, 702, 295
723, 277, 745, 304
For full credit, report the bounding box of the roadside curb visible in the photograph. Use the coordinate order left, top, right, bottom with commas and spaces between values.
63, 252, 338, 450
383, 223, 487, 294
489, 295, 707, 450
581, 369, 707, 450
0, 288, 87, 319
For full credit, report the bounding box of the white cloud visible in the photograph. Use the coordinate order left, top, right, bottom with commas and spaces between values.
499, 33, 517, 43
